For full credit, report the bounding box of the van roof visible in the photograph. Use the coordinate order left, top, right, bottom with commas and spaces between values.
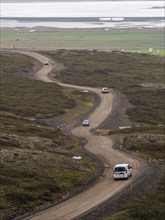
114, 163, 129, 167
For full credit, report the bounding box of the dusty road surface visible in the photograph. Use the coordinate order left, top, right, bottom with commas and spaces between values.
13, 51, 148, 220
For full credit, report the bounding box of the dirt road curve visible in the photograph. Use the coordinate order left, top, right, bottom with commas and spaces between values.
13, 51, 147, 220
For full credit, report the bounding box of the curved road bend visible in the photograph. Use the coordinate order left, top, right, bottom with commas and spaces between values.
13, 51, 146, 220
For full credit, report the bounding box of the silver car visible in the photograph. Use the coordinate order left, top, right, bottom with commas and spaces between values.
82, 119, 90, 126
101, 87, 109, 93
43, 61, 49, 65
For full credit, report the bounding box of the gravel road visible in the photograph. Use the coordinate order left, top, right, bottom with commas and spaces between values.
13, 51, 152, 220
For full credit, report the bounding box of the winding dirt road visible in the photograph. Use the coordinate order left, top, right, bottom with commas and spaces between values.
14, 51, 147, 220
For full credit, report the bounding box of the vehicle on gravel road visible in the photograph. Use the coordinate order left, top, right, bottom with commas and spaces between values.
113, 163, 132, 180
82, 119, 90, 126
101, 87, 110, 93
43, 61, 49, 65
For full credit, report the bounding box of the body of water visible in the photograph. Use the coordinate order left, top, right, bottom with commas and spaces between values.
1, 1, 165, 28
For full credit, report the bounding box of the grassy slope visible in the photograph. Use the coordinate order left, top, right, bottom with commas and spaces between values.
42, 50, 165, 220
42, 50, 165, 126
104, 176, 165, 220
44, 49, 165, 155
0, 52, 95, 120
0, 52, 97, 220
1, 50, 164, 219
0, 52, 75, 118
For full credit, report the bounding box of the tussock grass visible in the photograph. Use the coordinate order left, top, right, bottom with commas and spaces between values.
0, 113, 97, 220
0, 52, 97, 219
1, 52, 94, 120
104, 176, 165, 220
1, 73, 76, 119
43, 50, 165, 126
42, 50, 165, 220
126, 89, 165, 125
1, 49, 164, 219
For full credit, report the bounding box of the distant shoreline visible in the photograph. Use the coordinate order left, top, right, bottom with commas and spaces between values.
1, 16, 164, 29
1, 17, 164, 21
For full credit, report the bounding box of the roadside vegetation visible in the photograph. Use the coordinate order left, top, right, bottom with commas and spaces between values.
104, 176, 165, 220
42, 50, 165, 127
42, 49, 165, 219
0, 52, 97, 220
1, 50, 164, 219
43, 49, 164, 124
0, 113, 97, 220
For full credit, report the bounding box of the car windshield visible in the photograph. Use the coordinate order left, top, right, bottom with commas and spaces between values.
115, 167, 126, 172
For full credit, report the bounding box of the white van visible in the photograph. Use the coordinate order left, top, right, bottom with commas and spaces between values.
113, 163, 132, 180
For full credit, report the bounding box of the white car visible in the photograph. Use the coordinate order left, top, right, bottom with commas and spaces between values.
113, 163, 132, 180
43, 61, 49, 65
101, 87, 109, 93
82, 119, 90, 126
